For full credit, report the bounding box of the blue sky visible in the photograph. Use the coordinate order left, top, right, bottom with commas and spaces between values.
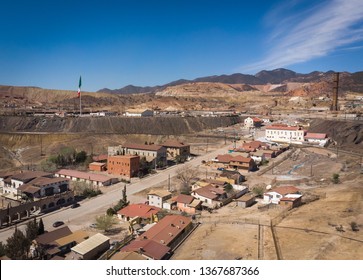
1, 0, 363, 91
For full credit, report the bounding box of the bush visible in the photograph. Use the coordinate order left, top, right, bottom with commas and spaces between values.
106, 208, 116, 216
350, 222, 359, 232
332, 173, 340, 184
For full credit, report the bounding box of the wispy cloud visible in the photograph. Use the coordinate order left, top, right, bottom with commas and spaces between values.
242, 0, 363, 72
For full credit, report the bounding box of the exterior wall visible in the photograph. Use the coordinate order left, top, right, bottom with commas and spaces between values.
264, 192, 283, 204
55, 174, 112, 187
148, 195, 164, 208
124, 147, 167, 166
89, 163, 106, 172
166, 146, 190, 158
237, 199, 255, 208
107, 156, 140, 178
244, 117, 254, 128
265, 129, 304, 142
177, 202, 196, 214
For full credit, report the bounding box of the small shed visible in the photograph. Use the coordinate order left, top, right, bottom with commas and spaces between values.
71, 233, 110, 260
89, 162, 107, 172
236, 193, 256, 208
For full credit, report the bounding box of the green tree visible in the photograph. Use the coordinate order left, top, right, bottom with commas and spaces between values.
113, 185, 129, 212
75, 151, 87, 163
332, 173, 340, 184
25, 218, 39, 241
224, 183, 234, 193
38, 218, 45, 235
95, 215, 118, 232
252, 185, 265, 198
106, 208, 116, 216
5, 228, 31, 259
0, 242, 6, 257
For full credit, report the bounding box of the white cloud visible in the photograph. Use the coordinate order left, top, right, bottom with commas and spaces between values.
242, 0, 363, 72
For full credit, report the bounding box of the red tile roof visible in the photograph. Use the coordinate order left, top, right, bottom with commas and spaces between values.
266, 125, 302, 131
123, 143, 164, 151
162, 140, 189, 148
92, 154, 108, 162
194, 185, 226, 200
27, 177, 69, 187
118, 203, 161, 219
252, 117, 262, 122
138, 215, 192, 246
121, 239, 170, 260
230, 155, 253, 164
175, 194, 194, 204
217, 154, 233, 163
305, 133, 327, 139
56, 169, 114, 183
12, 171, 52, 182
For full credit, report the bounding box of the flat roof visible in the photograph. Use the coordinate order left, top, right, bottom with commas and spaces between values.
71, 233, 110, 255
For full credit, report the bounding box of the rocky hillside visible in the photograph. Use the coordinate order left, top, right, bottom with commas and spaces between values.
0, 115, 242, 135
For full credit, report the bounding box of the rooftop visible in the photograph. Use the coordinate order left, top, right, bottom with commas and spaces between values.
12, 171, 52, 182
121, 239, 170, 260
138, 215, 192, 246
162, 139, 190, 148
35, 226, 72, 245
175, 194, 194, 204
147, 189, 172, 198
56, 169, 115, 183
118, 203, 161, 219
71, 233, 110, 255
123, 143, 164, 151
268, 186, 300, 196
305, 133, 327, 139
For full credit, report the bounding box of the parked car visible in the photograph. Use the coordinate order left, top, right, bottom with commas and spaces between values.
71, 203, 80, 209
217, 167, 225, 171
53, 221, 64, 228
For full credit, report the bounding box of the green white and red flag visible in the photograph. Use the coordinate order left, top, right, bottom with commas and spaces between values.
77, 76, 82, 98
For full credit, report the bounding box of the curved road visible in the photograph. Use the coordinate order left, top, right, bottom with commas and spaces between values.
0, 143, 232, 242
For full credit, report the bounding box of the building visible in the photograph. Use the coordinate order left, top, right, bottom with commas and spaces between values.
137, 215, 193, 250
147, 190, 172, 208
70, 233, 110, 260
244, 117, 262, 128
55, 169, 118, 187
161, 139, 190, 160
17, 177, 70, 199
229, 156, 256, 171
174, 194, 202, 214
2, 171, 53, 195
263, 186, 301, 204
251, 150, 267, 164
107, 155, 140, 178
120, 239, 170, 260
89, 162, 107, 172
279, 194, 303, 208
217, 170, 245, 184
265, 124, 305, 143
235, 193, 256, 208
125, 109, 154, 117
304, 133, 329, 146
191, 185, 227, 208
117, 203, 160, 222
120, 143, 167, 167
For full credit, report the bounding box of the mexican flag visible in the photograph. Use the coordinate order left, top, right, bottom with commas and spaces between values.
77, 76, 82, 98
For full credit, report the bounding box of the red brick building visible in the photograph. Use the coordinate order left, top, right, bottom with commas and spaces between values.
107, 155, 140, 178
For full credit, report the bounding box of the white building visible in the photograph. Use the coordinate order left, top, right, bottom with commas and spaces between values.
125, 109, 154, 117
265, 125, 304, 143
304, 133, 329, 146
147, 190, 172, 208
244, 117, 262, 128
263, 186, 300, 204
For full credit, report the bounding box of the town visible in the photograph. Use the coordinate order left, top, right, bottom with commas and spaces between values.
1, 109, 362, 260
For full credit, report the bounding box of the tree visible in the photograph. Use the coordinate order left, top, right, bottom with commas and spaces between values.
113, 185, 129, 212
106, 208, 116, 216
95, 215, 118, 232
0, 242, 5, 257
25, 218, 39, 241
252, 185, 265, 198
332, 173, 340, 184
176, 165, 199, 193
224, 183, 234, 193
5, 228, 31, 259
38, 218, 45, 235
350, 221, 359, 232
75, 151, 87, 163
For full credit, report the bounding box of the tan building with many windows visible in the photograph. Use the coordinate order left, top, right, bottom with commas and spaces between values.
107, 155, 140, 178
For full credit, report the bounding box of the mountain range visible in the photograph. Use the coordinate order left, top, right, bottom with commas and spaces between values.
98, 68, 363, 94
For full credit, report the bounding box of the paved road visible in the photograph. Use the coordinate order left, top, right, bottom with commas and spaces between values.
0, 143, 232, 242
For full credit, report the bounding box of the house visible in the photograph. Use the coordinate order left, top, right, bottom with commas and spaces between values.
147, 190, 172, 208
137, 215, 193, 250
244, 117, 262, 128
70, 233, 110, 260
0, 171, 16, 189
304, 133, 329, 146
55, 169, 118, 187
32, 226, 73, 259
107, 155, 140, 178
235, 193, 256, 208
120, 239, 170, 260
125, 109, 154, 117
161, 139, 190, 160
2, 171, 53, 195
263, 186, 301, 204
175, 194, 201, 214
218, 170, 245, 184
110, 251, 147, 260
191, 185, 227, 208
251, 150, 267, 164
121, 143, 167, 167
265, 124, 304, 143
89, 162, 107, 172
228, 156, 256, 171
262, 150, 277, 159
17, 177, 70, 199
279, 194, 303, 208
117, 203, 160, 222
55, 230, 89, 256
242, 141, 264, 152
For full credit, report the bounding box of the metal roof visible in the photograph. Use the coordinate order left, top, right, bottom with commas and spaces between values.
71, 233, 110, 255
